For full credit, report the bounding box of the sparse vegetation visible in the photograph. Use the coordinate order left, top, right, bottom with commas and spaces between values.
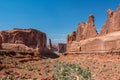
33, 78, 38, 80
1, 52, 7, 58
114, 64, 117, 68
0, 52, 120, 80
16, 63, 24, 69
0, 76, 14, 80
45, 58, 51, 63
103, 64, 106, 67
53, 62, 94, 80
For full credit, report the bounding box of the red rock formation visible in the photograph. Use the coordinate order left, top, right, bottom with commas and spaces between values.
100, 5, 120, 35
67, 31, 76, 51
67, 31, 120, 52
0, 36, 2, 49
58, 43, 66, 53
67, 5, 120, 53
67, 31, 76, 43
67, 14, 98, 52
76, 14, 98, 41
0, 28, 48, 55
49, 39, 52, 49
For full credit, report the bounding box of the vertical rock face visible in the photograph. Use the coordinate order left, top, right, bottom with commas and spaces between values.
0, 36, 2, 49
100, 5, 120, 35
49, 39, 52, 49
58, 43, 66, 53
67, 5, 120, 53
76, 23, 85, 41
67, 14, 98, 52
76, 14, 98, 41
67, 31, 76, 43
0, 28, 48, 54
67, 31, 76, 51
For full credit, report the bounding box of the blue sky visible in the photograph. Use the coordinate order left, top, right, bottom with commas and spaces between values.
0, 0, 120, 44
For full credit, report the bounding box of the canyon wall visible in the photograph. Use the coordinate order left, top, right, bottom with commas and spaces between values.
100, 5, 120, 35
67, 5, 120, 52
0, 28, 48, 55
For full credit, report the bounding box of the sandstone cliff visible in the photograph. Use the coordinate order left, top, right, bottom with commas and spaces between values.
67, 31, 120, 52
100, 5, 120, 35
67, 31, 76, 51
0, 28, 48, 55
67, 14, 98, 52
67, 5, 120, 52
76, 14, 98, 41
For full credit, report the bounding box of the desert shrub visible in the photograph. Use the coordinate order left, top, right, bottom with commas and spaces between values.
53, 62, 94, 80
1, 52, 7, 58
0, 76, 14, 80
33, 78, 38, 80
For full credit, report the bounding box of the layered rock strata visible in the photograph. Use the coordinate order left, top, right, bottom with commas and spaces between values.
0, 28, 48, 55
67, 5, 120, 52
100, 5, 120, 35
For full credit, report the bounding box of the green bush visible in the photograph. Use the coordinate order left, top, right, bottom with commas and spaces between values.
0, 76, 14, 80
53, 62, 94, 80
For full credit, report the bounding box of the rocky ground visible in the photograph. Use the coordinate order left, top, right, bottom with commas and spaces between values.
0, 52, 120, 80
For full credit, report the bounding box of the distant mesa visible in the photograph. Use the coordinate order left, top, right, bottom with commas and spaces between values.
0, 28, 49, 55
67, 5, 120, 53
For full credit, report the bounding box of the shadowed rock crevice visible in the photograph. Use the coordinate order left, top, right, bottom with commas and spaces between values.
41, 52, 59, 59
